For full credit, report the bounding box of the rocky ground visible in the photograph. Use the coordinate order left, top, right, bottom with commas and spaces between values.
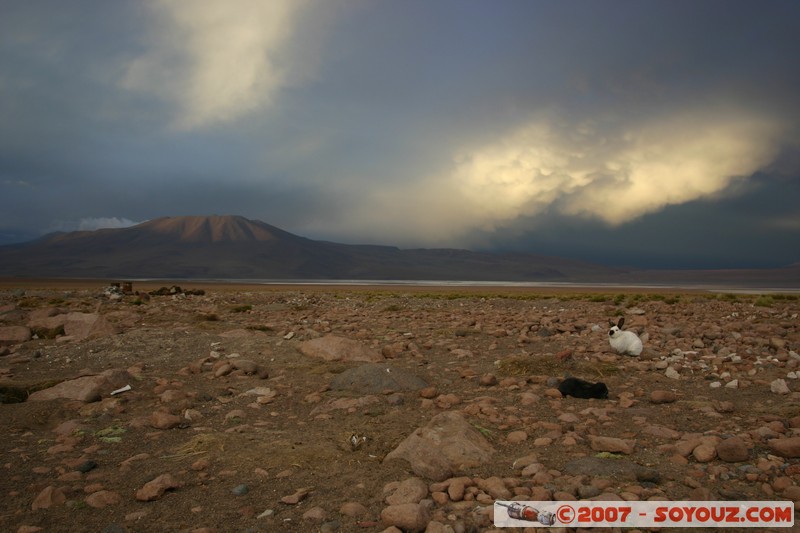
0, 282, 799, 533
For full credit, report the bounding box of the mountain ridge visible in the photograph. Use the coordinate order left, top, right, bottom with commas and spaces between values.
0, 215, 798, 287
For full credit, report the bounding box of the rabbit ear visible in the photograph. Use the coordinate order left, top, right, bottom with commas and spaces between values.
617, 317, 625, 328
608, 319, 616, 327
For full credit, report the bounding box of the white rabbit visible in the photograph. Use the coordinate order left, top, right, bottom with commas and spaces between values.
608, 317, 643, 356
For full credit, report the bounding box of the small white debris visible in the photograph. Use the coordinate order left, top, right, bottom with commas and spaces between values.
110, 384, 131, 396
665, 367, 680, 380
710, 382, 722, 389
725, 379, 739, 389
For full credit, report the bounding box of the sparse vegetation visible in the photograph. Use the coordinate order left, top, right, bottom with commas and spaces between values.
754, 295, 775, 307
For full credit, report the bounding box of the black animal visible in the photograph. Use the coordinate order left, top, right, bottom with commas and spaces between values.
558, 377, 609, 399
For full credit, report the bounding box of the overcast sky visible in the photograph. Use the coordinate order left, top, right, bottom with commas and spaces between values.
1, 0, 799, 269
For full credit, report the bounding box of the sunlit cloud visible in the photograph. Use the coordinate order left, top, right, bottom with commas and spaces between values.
452, 109, 786, 229
122, 0, 308, 130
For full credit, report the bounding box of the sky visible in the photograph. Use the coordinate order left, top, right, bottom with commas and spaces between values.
1, 0, 799, 270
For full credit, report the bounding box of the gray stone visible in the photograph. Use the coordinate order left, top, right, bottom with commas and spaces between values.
330, 364, 427, 394
563, 456, 660, 483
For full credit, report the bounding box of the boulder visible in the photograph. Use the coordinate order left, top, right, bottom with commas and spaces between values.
330, 364, 427, 394
62, 312, 118, 341
298, 335, 383, 363
384, 411, 495, 481
0, 325, 31, 345
27, 369, 131, 403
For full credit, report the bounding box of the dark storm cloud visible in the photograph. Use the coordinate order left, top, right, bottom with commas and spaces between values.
0, 0, 798, 268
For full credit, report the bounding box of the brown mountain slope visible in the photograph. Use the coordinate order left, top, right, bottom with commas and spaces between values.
0, 215, 622, 281
0, 215, 797, 287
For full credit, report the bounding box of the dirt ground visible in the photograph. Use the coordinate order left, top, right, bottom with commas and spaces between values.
0, 281, 798, 532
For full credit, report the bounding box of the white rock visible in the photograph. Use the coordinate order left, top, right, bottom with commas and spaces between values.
788, 372, 798, 380
710, 382, 722, 389
771, 379, 790, 395
725, 380, 739, 389
665, 367, 680, 380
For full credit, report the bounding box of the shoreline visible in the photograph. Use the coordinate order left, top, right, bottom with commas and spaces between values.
1, 277, 796, 295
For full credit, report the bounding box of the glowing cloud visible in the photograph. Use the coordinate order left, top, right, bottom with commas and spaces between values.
453, 110, 785, 229
122, 0, 307, 130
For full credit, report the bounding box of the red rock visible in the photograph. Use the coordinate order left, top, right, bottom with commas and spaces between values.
650, 390, 678, 404
589, 435, 636, 455
716, 436, 749, 462
447, 478, 466, 502
419, 386, 438, 399
62, 312, 118, 341
507, 431, 528, 444
479, 373, 498, 386
85, 490, 121, 508
385, 477, 428, 505
281, 487, 311, 504
302, 506, 326, 521
297, 335, 383, 363
340, 501, 369, 517
380, 503, 430, 532
384, 411, 495, 481
31, 485, 66, 510
768, 437, 800, 458
692, 444, 717, 463
150, 411, 182, 430
0, 325, 31, 345
136, 474, 181, 501
477, 476, 511, 500
27, 369, 130, 403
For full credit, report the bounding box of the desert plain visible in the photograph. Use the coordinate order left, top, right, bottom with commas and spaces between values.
0, 279, 799, 532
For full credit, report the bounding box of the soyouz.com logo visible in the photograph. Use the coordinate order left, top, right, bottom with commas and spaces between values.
493, 501, 794, 528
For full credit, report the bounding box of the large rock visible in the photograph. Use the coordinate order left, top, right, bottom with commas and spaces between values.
768, 437, 800, 458
716, 436, 749, 462
381, 503, 431, 532
330, 364, 427, 394
27, 308, 67, 329
589, 435, 636, 455
27, 369, 131, 403
0, 325, 32, 345
298, 335, 383, 363
62, 312, 119, 341
384, 412, 495, 481
135, 474, 181, 501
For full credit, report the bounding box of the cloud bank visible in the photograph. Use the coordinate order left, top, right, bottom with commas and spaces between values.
122, 0, 308, 130
453, 108, 785, 229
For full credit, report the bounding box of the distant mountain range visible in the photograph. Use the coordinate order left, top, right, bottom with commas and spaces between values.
0, 215, 797, 288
